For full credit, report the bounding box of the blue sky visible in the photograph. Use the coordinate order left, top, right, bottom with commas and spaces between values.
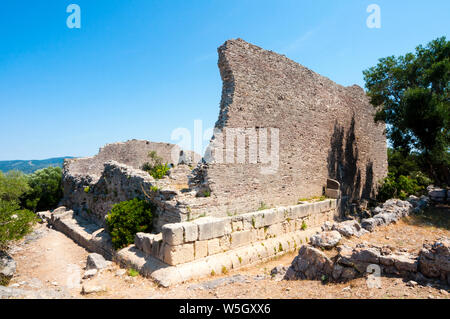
0, 0, 449, 160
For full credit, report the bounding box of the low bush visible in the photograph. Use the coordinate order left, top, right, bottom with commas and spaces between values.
377, 172, 431, 202
105, 198, 154, 250
141, 151, 170, 179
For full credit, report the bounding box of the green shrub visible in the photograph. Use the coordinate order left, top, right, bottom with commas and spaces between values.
0, 171, 37, 250
0, 201, 37, 250
377, 172, 428, 202
21, 167, 63, 212
105, 198, 154, 250
141, 151, 170, 179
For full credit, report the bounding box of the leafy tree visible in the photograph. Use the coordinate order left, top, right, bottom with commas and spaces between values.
363, 37, 449, 184
0, 171, 37, 250
0, 170, 30, 202
105, 198, 154, 250
21, 167, 63, 212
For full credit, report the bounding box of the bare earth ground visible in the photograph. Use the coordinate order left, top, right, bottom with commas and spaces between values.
6, 207, 450, 299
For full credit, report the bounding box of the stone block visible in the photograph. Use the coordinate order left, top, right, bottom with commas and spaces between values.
261, 209, 279, 227
231, 230, 256, 249
266, 223, 282, 238
162, 223, 184, 246
181, 222, 198, 242
194, 240, 208, 259
325, 188, 340, 199
207, 238, 222, 256
194, 217, 226, 241
163, 243, 195, 266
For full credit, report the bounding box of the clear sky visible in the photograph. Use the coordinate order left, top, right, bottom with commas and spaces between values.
0, 0, 448, 160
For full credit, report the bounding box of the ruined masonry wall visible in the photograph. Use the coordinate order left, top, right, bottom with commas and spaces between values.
194, 39, 388, 216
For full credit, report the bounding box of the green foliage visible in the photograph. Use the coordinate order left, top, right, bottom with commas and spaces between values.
363, 37, 449, 183
127, 268, 139, 277
141, 151, 170, 180
377, 173, 427, 202
21, 167, 63, 212
301, 220, 307, 230
0, 171, 37, 250
377, 149, 433, 202
0, 170, 30, 202
150, 185, 160, 193
105, 198, 154, 250
258, 202, 269, 211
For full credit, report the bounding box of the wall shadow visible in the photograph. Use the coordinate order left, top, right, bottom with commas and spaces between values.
327, 115, 374, 202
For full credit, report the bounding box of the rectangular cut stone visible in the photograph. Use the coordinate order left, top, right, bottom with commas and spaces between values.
296, 204, 311, 218
261, 209, 278, 227
230, 230, 256, 249
194, 217, 226, 241
181, 222, 198, 242
207, 238, 222, 256
163, 243, 195, 266
325, 188, 340, 199
134, 232, 155, 255
162, 223, 184, 246
242, 212, 264, 229
194, 240, 208, 259
266, 223, 282, 238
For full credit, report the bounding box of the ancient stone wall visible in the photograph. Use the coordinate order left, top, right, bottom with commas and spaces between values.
62, 140, 200, 227
192, 39, 388, 215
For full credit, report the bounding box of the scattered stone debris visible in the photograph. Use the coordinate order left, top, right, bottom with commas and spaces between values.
331, 220, 368, 238
361, 199, 413, 232
284, 238, 449, 284
310, 231, 342, 249
81, 282, 107, 295
86, 253, 109, 270
0, 286, 70, 299
270, 265, 288, 281
83, 269, 98, 279
284, 245, 333, 281
0, 252, 16, 286
419, 238, 450, 285
187, 274, 251, 290
115, 269, 127, 277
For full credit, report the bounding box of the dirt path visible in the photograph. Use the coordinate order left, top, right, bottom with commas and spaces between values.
5, 215, 450, 299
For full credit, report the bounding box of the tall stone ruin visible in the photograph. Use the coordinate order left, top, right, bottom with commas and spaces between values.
190, 39, 388, 215
62, 38, 388, 229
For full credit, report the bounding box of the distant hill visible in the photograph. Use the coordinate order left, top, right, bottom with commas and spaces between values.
0, 157, 75, 174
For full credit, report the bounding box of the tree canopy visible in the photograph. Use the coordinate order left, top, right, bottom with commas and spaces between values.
363, 37, 449, 183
